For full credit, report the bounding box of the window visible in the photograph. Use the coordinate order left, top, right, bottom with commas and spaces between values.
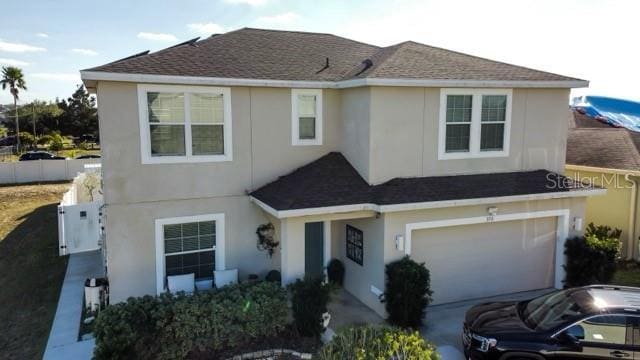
438, 89, 512, 159
567, 315, 631, 345
292, 89, 322, 145
138, 84, 232, 164
155, 213, 225, 294
346, 225, 363, 265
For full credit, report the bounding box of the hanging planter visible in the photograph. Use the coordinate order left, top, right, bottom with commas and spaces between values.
256, 223, 279, 257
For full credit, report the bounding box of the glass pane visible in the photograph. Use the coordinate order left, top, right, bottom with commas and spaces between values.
190, 94, 224, 124
182, 222, 198, 237
482, 95, 506, 122
150, 125, 185, 156
165, 254, 182, 269
164, 224, 182, 239
199, 235, 215, 249
192, 124, 224, 155
165, 251, 214, 280
147, 92, 184, 123
164, 238, 182, 254
578, 316, 627, 345
182, 236, 199, 252
480, 123, 505, 151
446, 95, 472, 123
445, 124, 470, 152
299, 117, 316, 139
199, 221, 215, 235
298, 95, 316, 117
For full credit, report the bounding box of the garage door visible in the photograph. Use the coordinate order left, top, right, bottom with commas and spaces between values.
412, 218, 557, 305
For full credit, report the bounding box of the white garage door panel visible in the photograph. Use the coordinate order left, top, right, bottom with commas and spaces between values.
413, 218, 557, 305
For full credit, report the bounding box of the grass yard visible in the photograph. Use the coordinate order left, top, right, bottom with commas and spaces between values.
0, 182, 70, 359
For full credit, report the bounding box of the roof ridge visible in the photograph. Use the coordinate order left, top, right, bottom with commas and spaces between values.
241, 27, 380, 48
394, 39, 586, 82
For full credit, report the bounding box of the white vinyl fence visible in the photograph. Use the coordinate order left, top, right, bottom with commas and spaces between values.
0, 159, 100, 184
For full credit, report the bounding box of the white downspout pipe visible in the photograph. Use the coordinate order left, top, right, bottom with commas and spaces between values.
626, 174, 637, 260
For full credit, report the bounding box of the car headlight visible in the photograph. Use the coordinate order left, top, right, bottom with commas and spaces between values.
473, 333, 498, 352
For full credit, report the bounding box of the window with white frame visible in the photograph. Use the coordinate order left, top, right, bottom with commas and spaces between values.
138, 84, 232, 164
155, 213, 225, 294
291, 89, 322, 145
438, 89, 512, 159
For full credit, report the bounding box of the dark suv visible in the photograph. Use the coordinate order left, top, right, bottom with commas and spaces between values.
19, 151, 66, 161
464, 285, 640, 359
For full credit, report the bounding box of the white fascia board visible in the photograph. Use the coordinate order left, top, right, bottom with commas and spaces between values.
80, 71, 589, 89
249, 188, 606, 219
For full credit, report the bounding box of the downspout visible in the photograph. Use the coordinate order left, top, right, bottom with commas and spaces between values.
626, 174, 637, 260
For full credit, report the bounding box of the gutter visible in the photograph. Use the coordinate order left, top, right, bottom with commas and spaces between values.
250, 187, 606, 219
80, 71, 589, 90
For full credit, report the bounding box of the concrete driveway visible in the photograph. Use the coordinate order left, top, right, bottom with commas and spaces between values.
421, 288, 555, 360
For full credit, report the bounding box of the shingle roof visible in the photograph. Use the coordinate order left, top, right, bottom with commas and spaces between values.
567, 126, 640, 171
250, 152, 593, 211
85, 28, 583, 83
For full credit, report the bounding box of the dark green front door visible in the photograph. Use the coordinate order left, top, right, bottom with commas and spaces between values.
305, 222, 324, 280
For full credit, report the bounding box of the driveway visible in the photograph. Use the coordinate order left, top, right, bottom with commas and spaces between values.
421, 288, 555, 360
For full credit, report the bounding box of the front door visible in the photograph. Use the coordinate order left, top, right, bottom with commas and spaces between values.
305, 222, 324, 280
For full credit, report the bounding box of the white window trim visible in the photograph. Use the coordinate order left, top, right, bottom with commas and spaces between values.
154, 213, 226, 295
137, 84, 233, 164
438, 88, 512, 160
291, 88, 323, 146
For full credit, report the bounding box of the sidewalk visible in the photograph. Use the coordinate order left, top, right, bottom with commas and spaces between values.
43, 250, 103, 360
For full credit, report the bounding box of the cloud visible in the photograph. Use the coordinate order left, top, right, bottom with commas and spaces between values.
0, 39, 46, 53
137, 32, 178, 42
36, 33, 49, 38
31, 73, 80, 82
0, 58, 29, 67
72, 48, 98, 56
224, 0, 267, 5
257, 12, 300, 24
187, 22, 225, 36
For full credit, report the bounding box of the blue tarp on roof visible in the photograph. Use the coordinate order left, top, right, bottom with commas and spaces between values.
571, 96, 640, 132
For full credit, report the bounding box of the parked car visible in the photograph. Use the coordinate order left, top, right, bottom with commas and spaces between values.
75, 154, 101, 159
463, 285, 640, 359
19, 151, 66, 161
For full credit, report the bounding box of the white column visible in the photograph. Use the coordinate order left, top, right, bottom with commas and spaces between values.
280, 218, 305, 285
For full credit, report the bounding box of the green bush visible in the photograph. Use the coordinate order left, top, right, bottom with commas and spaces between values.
327, 258, 345, 286
288, 277, 331, 337
564, 223, 622, 287
385, 256, 433, 328
36, 134, 53, 145
18, 132, 35, 148
93, 281, 288, 360
316, 325, 440, 360
48, 134, 64, 151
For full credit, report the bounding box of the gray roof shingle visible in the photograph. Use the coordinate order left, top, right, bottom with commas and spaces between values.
85, 28, 583, 83
251, 152, 594, 211
567, 127, 640, 171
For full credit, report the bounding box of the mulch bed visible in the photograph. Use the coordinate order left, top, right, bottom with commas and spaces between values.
188, 326, 321, 360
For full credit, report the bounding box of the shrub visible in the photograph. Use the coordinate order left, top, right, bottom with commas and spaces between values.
265, 270, 281, 283
564, 223, 622, 287
385, 256, 433, 328
36, 134, 53, 145
18, 132, 35, 148
326, 258, 345, 286
288, 277, 331, 337
48, 134, 64, 151
316, 325, 440, 360
93, 281, 288, 360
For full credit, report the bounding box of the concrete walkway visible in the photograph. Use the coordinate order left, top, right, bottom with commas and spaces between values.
422, 288, 555, 360
43, 250, 103, 360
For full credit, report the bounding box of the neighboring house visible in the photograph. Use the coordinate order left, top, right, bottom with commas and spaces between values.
80, 28, 602, 317
566, 112, 640, 260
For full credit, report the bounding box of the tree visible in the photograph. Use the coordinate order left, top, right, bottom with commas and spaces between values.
1, 67, 27, 152
14, 100, 62, 136
57, 86, 98, 139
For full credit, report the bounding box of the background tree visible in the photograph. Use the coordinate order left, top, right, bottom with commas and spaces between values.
57, 86, 98, 139
14, 100, 63, 136
1, 67, 27, 152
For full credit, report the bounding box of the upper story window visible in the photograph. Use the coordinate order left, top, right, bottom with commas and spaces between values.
291, 89, 323, 146
438, 88, 512, 160
138, 84, 232, 164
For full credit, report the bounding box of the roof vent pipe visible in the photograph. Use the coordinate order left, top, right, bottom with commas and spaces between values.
316, 57, 330, 74
355, 59, 373, 76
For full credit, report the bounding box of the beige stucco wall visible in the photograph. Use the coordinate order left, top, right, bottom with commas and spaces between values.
366, 87, 572, 184
339, 87, 371, 181
105, 196, 278, 302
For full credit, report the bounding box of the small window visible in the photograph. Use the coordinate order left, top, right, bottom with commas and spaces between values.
138, 85, 232, 164
292, 89, 322, 146
438, 89, 512, 159
346, 225, 363, 266
570, 315, 630, 345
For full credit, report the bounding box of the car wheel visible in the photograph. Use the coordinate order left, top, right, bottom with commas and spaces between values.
499, 352, 546, 360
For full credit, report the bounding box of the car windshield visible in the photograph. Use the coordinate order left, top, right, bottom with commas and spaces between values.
519, 289, 592, 331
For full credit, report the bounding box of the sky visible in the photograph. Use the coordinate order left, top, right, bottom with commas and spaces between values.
0, 0, 637, 104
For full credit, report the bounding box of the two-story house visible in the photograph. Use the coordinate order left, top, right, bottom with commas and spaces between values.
81, 28, 602, 317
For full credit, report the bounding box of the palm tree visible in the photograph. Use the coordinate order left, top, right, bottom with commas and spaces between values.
1, 67, 27, 152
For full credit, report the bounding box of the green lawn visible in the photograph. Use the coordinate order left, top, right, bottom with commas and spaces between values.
0, 182, 70, 359
610, 262, 640, 287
